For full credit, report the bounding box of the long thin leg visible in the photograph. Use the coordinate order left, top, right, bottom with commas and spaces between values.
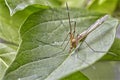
61, 21, 76, 51
73, 21, 76, 37
47, 2, 66, 27
66, 2, 72, 53
61, 32, 70, 46
77, 41, 84, 51
50, 38, 70, 57
46, 3, 69, 48
48, 2, 72, 49
84, 40, 117, 56
66, 2, 72, 33
68, 20, 76, 37
75, 39, 96, 69
36, 39, 69, 57
63, 38, 70, 51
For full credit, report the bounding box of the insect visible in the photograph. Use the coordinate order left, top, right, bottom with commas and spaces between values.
36, 3, 115, 57
63, 3, 109, 53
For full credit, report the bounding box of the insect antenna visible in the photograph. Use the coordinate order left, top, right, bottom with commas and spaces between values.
66, 2, 72, 33
61, 2, 72, 50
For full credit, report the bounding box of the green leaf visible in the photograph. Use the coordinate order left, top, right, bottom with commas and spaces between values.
81, 61, 118, 80
0, 0, 49, 45
0, 0, 49, 79
0, 0, 18, 79
0, 0, 19, 45
100, 38, 120, 61
0, 0, 49, 50
5, 0, 61, 16
87, 0, 118, 14
60, 71, 89, 80
3, 8, 118, 80
0, 43, 16, 80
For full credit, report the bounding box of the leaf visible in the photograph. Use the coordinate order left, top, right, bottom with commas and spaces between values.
100, 38, 120, 61
60, 71, 89, 80
0, 0, 49, 45
5, 0, 61, 16
0, 0, 49, 79
0, 0, 18, 79
87, 0, 118, 14
0, 0, 19, 45
81, 61, 118, 80
0, 43, 16, 80
3, 8, 118, 80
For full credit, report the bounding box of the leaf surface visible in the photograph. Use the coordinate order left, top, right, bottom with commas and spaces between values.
0, 0, 48, 79
60, 71, 89, 80
3, 8, 118, 80
101, 38, 120, 61
5, 0, 61, 15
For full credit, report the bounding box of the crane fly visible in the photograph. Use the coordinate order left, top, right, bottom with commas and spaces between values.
36, 3, 116, 60
36, 2, 113, 57
63, 3, 109, 53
